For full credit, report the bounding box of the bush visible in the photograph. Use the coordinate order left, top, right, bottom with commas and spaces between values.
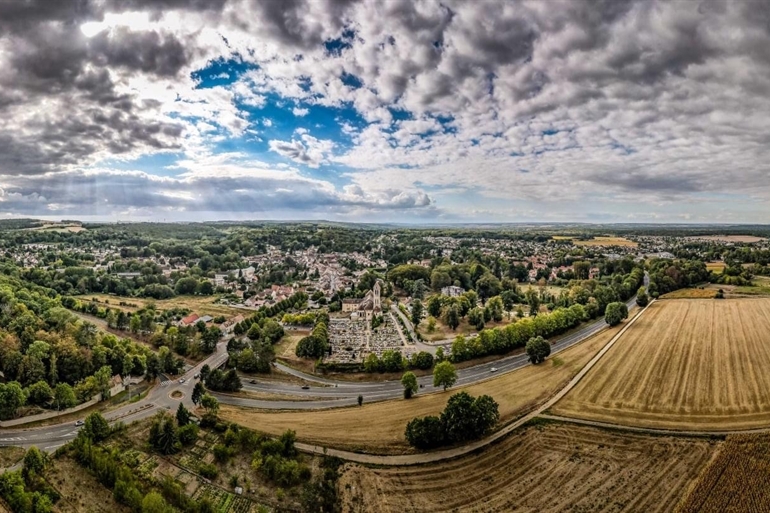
198, 463, 219, 479
178, 423, 199, 446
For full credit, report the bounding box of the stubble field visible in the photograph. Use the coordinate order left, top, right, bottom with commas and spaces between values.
677, 434, 770, 513
338, 423, 717, 513
221, 326, 620, 454
553, 298, 770, 430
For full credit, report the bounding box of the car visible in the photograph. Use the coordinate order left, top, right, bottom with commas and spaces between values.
178, 378, 185, 383
194, 373, 200, 379
490, 367, 498, 373
301, 385, 310, 390
249, 379, 258, 384
74, 420, 84, 426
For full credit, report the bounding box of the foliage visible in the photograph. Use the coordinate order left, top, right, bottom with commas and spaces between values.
433, 361, 457, 391
525, 336, 551, 364
204, 368, 242, 392
149, 412, 180, 455
604, 302, 629, 326
405, 392, 499, 450
401, 371, 418, 399
83, 412, 110, 442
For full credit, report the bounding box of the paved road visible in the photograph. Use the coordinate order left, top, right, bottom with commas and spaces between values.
0, 340, 230, 450
219, 288, 643, 410
1, 274, 649, 454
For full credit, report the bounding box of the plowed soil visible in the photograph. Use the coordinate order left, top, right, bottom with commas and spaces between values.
554, 299, 770, 430
339, 423, 716, 512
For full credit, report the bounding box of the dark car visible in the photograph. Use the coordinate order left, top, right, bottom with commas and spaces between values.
301, 385, 310, 390
249, 379, 258, 384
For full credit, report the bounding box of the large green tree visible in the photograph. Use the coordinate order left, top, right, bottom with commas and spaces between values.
433, 361, 457, 391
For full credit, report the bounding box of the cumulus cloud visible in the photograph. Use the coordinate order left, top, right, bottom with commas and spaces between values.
1, 0, 770, 221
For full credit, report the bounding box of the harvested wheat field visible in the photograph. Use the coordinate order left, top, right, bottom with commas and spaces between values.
677, 434, 770, 513
554, 298, 770, 430
339, 423, 717, 513
221, 326, 621, 454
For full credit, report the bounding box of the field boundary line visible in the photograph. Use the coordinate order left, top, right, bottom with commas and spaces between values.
537, 414, 770, 437
293, 300, 656, 466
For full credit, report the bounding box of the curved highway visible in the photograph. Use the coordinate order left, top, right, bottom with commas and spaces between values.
1, 274, 647, 451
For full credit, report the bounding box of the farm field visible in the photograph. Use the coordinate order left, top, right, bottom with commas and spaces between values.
677, 434, 770, 513
77, 293, 245, 318
338, 423, 716, 513
553, 298, 770, 430
574, 236, 638, 247
221, 325, 621, 454
660, 288, 717, 299
706, 261, 726, 272
687, 235, 766, 243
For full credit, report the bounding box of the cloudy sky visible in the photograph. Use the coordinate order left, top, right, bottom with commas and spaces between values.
1, 0, 769, 223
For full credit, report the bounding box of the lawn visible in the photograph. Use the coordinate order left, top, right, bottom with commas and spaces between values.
77, 293, 245, 318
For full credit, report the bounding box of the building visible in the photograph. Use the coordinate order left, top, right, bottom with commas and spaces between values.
342, 298, 362, 312
441, 285, 464, 297
179, 313, 200, 327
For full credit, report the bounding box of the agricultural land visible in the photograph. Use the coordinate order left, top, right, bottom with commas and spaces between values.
338, 423, 716, 513
553, 298, 770, 430
221, 325, 619, 454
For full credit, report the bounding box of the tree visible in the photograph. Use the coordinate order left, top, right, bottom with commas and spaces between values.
0, 381, 26, 420
262, 319, 285, 344
178, 423, 199, 445
201, 326, 221, 354
605, 301, 629, 326
23, 446, 47, 477
468, 307, 485, 331
26, 381, 53, 407
636, 286, 649, 307
83, 412, 110, 442
427, 295, 442, 318
716, 288, 725, 299
525, 336, 551, 364
476, 273, 502, 301
404, 415, 444, 449
401, 371, 418, 399
149, 412, 180, 455
410, 351, 434, 370
54, 383, 77, 411
200, 364, 211, 381
201, 394, 219, 416
141, 491, 173, 513
192, 382, 205, 405
426, 316, 437, 332
433, 361, 457, 391
246, 323, 262, 341
486, 296, 504, 322
410, 299, 423, 328
525, 288, 540, 316
176, 403, 191, 426
442, 304, 460, 331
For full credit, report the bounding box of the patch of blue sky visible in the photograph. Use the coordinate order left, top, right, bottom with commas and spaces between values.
98, 152, 186, 176
191, 56, 257, 89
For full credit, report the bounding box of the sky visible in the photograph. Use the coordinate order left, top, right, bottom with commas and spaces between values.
1, 0, 770, 224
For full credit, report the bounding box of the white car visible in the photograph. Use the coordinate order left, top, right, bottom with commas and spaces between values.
74, 420, 84, 426
490, 367, 498, 373
178, 378, 186, 383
